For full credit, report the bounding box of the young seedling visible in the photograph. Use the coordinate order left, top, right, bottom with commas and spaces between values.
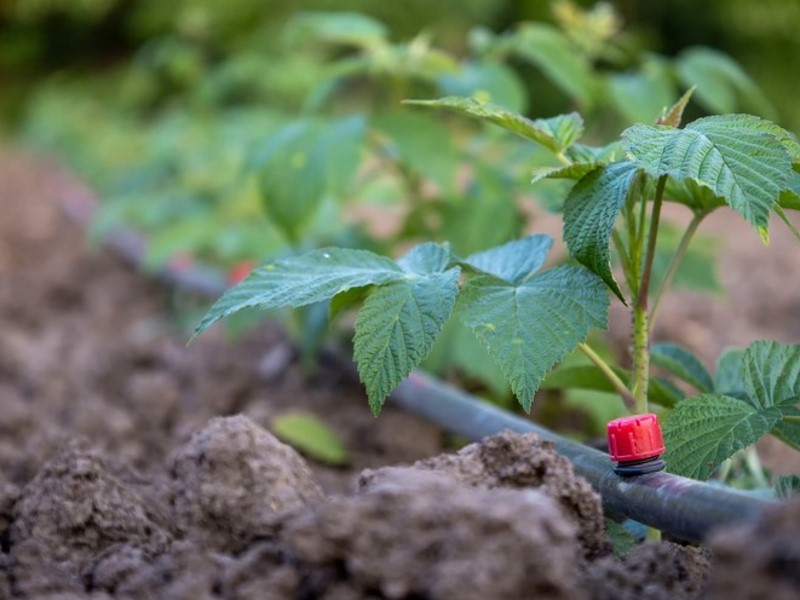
194, 91, 800, 483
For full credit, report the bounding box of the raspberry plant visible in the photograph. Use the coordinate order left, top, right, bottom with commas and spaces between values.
199, 91, 800, 482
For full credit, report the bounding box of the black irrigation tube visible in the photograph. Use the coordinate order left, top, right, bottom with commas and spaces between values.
57, 171, 775, 543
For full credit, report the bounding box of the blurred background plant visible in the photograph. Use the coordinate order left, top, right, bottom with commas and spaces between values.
2, 0, 798, 442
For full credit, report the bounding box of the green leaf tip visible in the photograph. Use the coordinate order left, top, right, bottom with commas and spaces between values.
405, 96, 583, 153
563, 161, 639, 303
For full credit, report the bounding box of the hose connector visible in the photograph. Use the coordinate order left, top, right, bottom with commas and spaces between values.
607, 413, 666, 476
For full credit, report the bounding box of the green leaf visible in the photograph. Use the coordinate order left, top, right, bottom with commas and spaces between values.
651, 343, 714, 393
437, 60, 528, 113
511, 24, 596, 107
405, 96, 583, 153
271, 412, 349, 466
354, 244, 460, 414
531, 161, 603, 185
675, 47, 776, 119
255, 116, 365, 240
290, 11, 387, 48
541, 365, 682, 408
775, 475, 800, 499
659, 87, 695, 128
194, 248, 405, 336
373, 111, 460, 192
457, 265, 609, 411
605, 519, 639, 558
664, 393, 784, 480
608, 55, 676, 124
461, 234, 553, 284
740, 341, 800, 410
623, 115, 792, 238
563, 161, 639, 302
713, 348, 745, 396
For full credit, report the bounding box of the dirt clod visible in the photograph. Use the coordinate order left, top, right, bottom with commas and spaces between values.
582, 541, 711, 600
707, 498, 800, 600
171, 415, 324, 552
10, 440, 172, 576
360, 430, 610, 558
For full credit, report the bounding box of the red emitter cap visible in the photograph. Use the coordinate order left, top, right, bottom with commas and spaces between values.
607, 414, 666, 476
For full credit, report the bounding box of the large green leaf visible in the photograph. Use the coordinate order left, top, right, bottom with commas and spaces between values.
664, 393, 784, 480
563, 161, 639, 301
675, 47, 775, 119
194, 248, 405, 335
457, 265, 609, 411
511, 24, 596, 107
651, 343, 714, 393
741, 341, 800, 410
623, 115, 792, 238
354, 243, 460, 414
405, 96, 583, 153
254, 116, 365, 240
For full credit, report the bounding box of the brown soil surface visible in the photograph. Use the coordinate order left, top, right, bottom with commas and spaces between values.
0, 149, 799, 598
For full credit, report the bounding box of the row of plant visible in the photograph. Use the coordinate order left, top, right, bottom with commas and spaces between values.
22, 4, 800, 492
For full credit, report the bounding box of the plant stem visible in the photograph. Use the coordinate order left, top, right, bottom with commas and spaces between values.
578, 342, 636, 411
630, 175, 667, 413
648, 211, 705, 330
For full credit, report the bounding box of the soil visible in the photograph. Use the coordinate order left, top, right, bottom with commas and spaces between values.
1, 148, 800, 598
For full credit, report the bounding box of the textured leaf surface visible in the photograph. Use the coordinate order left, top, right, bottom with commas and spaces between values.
741, 341, 800, 409
406, 96, 583, 152
271, 412, 349, 466
623, 115, 791, 236
461, 234, 552, 283
563, 161, 639, 301
664, 394, 783, 480
457, 265, 609, 411
195, 248, 404, 335
353, 244, 458, 414
354, 268, 459, 414
651, 343, 714, 393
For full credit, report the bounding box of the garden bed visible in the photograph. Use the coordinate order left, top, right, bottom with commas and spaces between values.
1, 149, 799, 598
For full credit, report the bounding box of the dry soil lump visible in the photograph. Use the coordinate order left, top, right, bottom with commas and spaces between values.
171, 414, 324, 552
360, 430, 610, 558
226, 468, 585, 600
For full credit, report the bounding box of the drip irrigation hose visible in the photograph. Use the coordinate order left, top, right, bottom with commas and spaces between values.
57, 172, 775, 543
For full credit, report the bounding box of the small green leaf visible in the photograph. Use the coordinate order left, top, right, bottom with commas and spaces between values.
194, 248, 405, 336
664, 393, 783, 480
651, 343, 714, 393
775, 475, 800, 499
605, 519, 639, 558
354, 246, 460, 414
405, 96, 583, 153
659, 87, 695, 128
271, 412, 349, 466
531, 161, 603, 185
563, 161, 639, 302
541, 365, 681, 408
623, 115, 792, 236
461, 234, 553, 284
741, 341, 800, 410
457, 265, 609, 411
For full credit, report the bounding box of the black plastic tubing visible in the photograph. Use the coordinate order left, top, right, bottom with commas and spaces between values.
57, 170, 775, 543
